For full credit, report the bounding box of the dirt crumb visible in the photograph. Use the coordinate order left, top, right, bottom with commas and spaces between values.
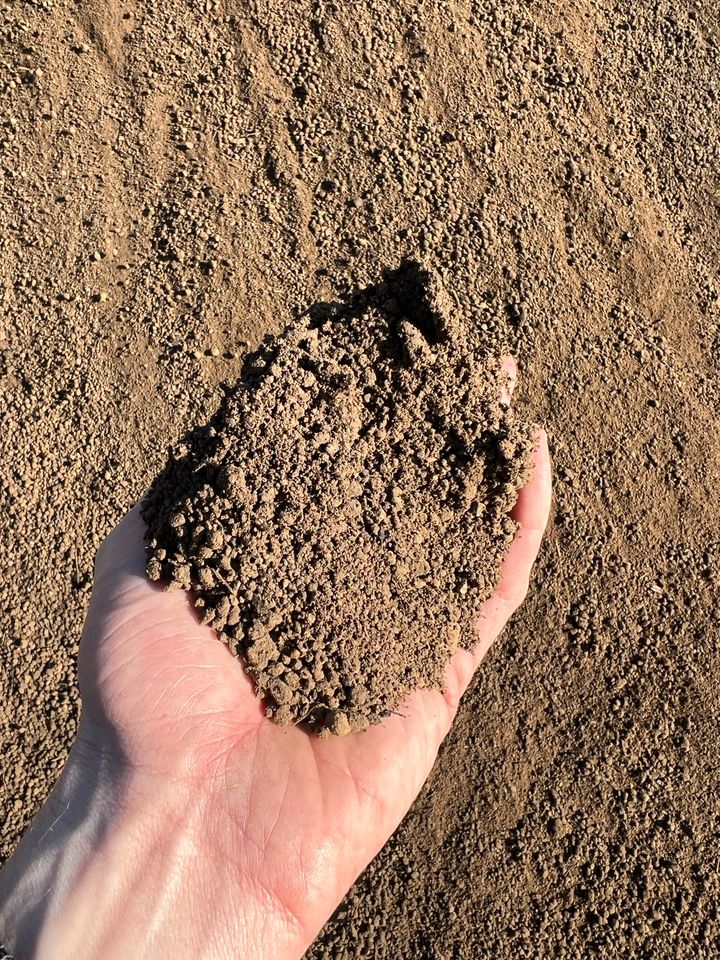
142, 263, 532, 733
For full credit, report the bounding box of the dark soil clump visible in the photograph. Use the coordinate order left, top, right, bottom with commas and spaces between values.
141, 263, 533, 734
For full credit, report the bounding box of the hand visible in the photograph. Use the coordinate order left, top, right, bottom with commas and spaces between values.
0, 362, 552, 960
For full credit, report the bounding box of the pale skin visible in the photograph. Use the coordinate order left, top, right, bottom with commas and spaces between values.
0, 360, 552, 960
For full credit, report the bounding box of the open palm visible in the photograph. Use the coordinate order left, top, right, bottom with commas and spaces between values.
76, 407, 551, 958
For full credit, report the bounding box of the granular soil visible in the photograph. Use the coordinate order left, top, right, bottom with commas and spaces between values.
141, 263, 533, 734
2, 0, 720, 957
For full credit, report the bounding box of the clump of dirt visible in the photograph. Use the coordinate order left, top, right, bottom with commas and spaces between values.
141, 263, 533, 734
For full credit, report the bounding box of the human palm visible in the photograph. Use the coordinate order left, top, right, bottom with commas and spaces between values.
76, 424, 551, 958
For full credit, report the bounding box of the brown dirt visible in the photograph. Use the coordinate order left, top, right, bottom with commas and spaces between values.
1, 0, 719, 956
141, 262, 533, 734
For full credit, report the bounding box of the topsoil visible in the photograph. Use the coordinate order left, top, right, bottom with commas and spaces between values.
1, 0, 719, 957
141, 263, 532, 734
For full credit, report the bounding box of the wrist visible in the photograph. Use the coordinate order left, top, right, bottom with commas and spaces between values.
0, 724, 126, 959
0, 722, 311, 960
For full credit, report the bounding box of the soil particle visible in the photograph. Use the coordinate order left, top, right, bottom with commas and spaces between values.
142, 263, 532, 733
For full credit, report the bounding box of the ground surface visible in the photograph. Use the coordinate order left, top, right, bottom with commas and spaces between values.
1, 1, 719, 957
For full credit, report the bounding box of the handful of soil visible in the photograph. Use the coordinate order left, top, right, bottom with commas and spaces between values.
141, 263, 533, 735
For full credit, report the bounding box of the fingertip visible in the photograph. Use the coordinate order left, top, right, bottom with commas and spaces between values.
471, 424, 552, 669
501, 354, 518, 382
500, 355, 517, 406
532, 427, 553, 515
511, 427, 552, 532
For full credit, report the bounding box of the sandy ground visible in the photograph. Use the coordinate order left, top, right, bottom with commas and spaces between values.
1, 0, 719, 956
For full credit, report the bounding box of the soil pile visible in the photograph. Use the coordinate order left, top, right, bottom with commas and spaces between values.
142, 263, 532, 733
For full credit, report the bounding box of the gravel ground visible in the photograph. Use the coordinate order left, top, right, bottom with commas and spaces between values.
1, 1, 719, 956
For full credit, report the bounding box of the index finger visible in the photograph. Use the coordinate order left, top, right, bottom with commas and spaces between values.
444, 429, 552, 703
